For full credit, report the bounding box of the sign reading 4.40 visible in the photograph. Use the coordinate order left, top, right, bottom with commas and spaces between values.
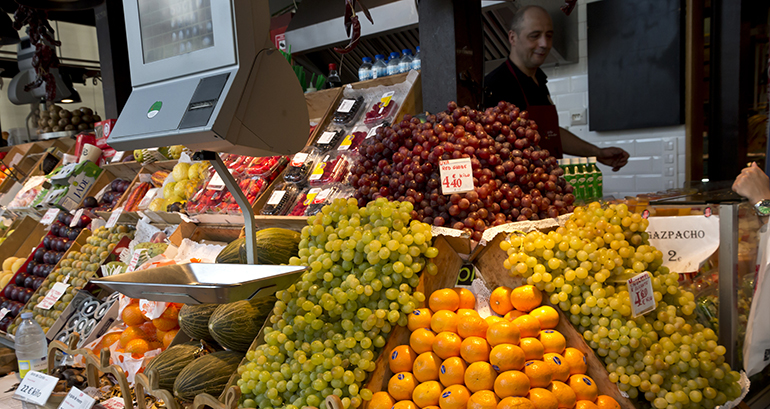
439, 158, 474, 195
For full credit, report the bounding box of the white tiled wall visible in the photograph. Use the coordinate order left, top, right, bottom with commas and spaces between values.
543, 0, 686, 198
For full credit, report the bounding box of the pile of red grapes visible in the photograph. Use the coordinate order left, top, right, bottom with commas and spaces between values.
350, 101, 575, 241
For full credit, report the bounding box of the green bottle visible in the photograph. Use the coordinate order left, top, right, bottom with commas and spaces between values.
579, 157, 594, 201
564, 158, 582, 202
574, 158, 588, 201
588, 156, 603, 199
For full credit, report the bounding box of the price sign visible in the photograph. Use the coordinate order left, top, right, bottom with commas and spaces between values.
125, 249, 149, 273
14, 371, 58, 406
267, 191, 286, 206
0, 308, 9, 321
40, 208, 60, 225
338, 134, 355, 150
290, 152, 308, 167
207, 168, 236, 191
439, 158, 474, 194
366, 125, 382, 139
37, 282, 70, 310
337, 99, 355, 113
627, 272, 656, 317
318, 132, 336, 144
69, 208, 84, 227
308, 156, 329, 181
57, 387, 96, 409
380, 91, 395, 108
105, 207, 124, 229
646, 215, 720, 273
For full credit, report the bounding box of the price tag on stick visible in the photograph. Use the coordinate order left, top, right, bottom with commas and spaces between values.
69, 209, 84, 228
105, 207, 123, 229
37, 282, 70, 310
627, 272, 656, 317
40, 208, 60, 225
439, 158, 474, 194
57, 387, 96, 409
14, 371, 58, 406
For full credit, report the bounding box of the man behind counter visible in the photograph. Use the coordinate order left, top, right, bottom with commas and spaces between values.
484, 5, 629, 171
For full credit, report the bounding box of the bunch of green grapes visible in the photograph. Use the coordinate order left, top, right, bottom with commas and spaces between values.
500, 202, 743, 409
237, 198, 439, 409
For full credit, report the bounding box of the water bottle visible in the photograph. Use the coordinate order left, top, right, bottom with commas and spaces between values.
372, 54, 388, 79
358, 57, 373, 81
588, 156, 603, 199
412, 46, 421, 70
399, 49, 413, 73
387, 52, 401, 76
15, 312, 48, 379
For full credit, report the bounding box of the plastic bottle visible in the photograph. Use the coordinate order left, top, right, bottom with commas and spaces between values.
399, 49, 413, 73
325, 63, 342, 89
15, 312, 47, 379
412, 46, 421, 70
575, 158, 588, 201
563, 159, 581, 202
579, 157, 594, 201
358, 57, 373, 81
588, 156, 603, 199
372, 55, 388, 79
387, 52, 401, 76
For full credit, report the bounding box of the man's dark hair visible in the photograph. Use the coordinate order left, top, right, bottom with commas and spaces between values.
509, 5, 550, 33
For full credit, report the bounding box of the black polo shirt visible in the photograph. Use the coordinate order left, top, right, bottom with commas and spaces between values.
483, 60, 552, 110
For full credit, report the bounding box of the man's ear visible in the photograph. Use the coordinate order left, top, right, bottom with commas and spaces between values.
508, 30, 516, 48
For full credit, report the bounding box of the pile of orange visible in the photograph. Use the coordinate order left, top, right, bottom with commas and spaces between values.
91, 299, 182, 358
370, 286, 620, 409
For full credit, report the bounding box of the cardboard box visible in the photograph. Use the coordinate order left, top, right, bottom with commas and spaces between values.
37, 160, 104, 210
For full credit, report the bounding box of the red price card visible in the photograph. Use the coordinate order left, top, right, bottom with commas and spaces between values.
439, 158, 474, 195
627, 272, 656, 317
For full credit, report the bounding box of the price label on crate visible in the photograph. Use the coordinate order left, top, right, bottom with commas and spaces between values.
0, 308, 9, 321
646, 215, 720, 273
439, 158, 474, 194
69, 208, 84, 227
14, 371, 58, 406
338, 134, 355, 150
627, 272, 656, 317
57, 387, 96, 409
207, 168, 236, 191
366, 125, 383, 139
337, 99, 356, 113
37, 282, 70, 310
318, 132, 336, 144
380, 91, 395, 108
105, 207, 124, 229
308, 156, 329, 181
40, 208, 60, 225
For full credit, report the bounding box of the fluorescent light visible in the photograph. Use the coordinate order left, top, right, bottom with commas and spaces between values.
60, 98, 74, 104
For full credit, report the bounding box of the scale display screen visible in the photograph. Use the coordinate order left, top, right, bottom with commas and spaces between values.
138, 0, 215, 64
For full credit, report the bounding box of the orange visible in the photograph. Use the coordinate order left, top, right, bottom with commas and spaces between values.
125, 338, 150, 358
548, 381, 576, 409
460, 337, 491, 363
523, 360, 553, 388
512, 315, 541, 338
433, 332, 462, 359
520, 338, 545, 361
439, 357, 467, 386
529, 306, 559, 329
119, 326, 147, 348
574, 401, 599, 409
409, 309, 434, 331
101, 332, 121, 348
431, 310, 459, 333
568, 375, 598, 402
394, 401, 419, 409
413, 352, 443, 382
162, 328, 178, 349
538, 330, 566, 355
161, 304, 180, 321
152, 317, 178, 331
457, 309, 480, 319
504, 310, 527, 321
453, 288, 476, 309
139, 322, 157, 340
122, 304, 148, 326
510, 286, 542, 312
489, 344, 526, 372
494, 370, 530, 398
389, 372, 418, 401
457, 316, 489, 339
429, 289, 461, 312
467, 390, 500, 409
563, 348, 587, 375
487, 322, 521, 346
411, 328, 437, 354
412, 381, 443, 408
527, 388, 559, 409
498, 397, 536, 409
542, 353, 570, 382
390, 345, 418, 373
594, 396, 620, 409
490, 286, 514, 315
148, 341, 164, 351
369, 392, 396, 409
464, 362, 497, 393
438, 385, 470, 409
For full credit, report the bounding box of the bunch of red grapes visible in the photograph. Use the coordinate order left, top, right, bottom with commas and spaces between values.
350, 101, 575, 241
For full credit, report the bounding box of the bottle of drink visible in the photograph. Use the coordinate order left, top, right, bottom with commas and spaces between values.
575, 158, 588, 201
358, 57, 373, 81
372, 54, 388, 79
563, 159, 582, 202
399, 49, 413, 73
387, 52, 401, 76
412, 46, 421, 70
579, 157, 594, 201
588, 156, 603, 199
15, 312, 47, 379
325, 63, 342, 89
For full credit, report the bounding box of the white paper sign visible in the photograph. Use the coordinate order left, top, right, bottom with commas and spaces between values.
206, 168, 235, 191
105, 207, 123, 229
439, 158, 474, 194
290, 153, 308, 167
57, 387, 96, 409
318, 131, 336, 144
0, 308, 9, 321
337, 99, 356, 113
40, 208, 60, 225
267, 191, 286, 206
125, 249, 149, 273
366, 125, 382, 139
627, 272, 656, 317
37, 282, 70, 310
646, 215, 720, 272
69, 209, 84, 227
13, 371, 58, 406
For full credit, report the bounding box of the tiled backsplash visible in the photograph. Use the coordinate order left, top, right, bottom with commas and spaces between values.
543, 0, 686, 198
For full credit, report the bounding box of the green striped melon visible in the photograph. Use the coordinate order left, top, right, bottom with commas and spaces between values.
207, 296, 274, 352
173, 350, 244, 401
178, 303, 218, 342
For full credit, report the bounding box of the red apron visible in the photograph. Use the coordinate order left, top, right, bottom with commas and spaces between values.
507, 60, 563, 158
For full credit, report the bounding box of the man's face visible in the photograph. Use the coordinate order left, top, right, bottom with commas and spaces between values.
509, 9, 554, 70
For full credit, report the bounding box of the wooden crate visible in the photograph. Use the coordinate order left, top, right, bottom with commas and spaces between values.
0, 216, 48, 263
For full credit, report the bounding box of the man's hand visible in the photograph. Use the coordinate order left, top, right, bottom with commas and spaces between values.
597, 147, 629, 172
732, 162, 770, 204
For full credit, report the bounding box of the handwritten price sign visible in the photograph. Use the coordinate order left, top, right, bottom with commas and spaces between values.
439, 158, 474, 194
627, 272, 656, 317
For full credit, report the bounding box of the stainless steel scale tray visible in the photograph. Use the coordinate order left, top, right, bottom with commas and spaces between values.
91, 263, 307, 304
